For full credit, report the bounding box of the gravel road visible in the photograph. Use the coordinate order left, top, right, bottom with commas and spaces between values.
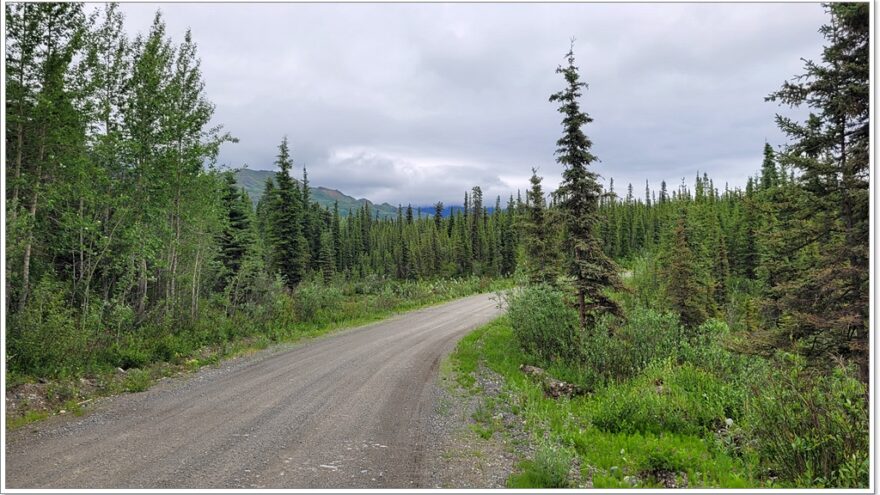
5, 293, 503, 489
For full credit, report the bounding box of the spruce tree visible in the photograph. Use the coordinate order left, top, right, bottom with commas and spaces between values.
470, 186, 483, 265
433, 201, 444, 231
766, 2, 869, 379
318, 230, 334, 282
549, 45, 623, 327
521, 169, 558, 285
499, 195, 517, 276
217, 171, 252, 287
661, 209, 709, 329
331, 201, 342, 271
268, 137, 306, 289
759, 142, 778, 190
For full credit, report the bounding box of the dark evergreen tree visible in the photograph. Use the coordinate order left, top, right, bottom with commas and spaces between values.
661, 209, 709, 329
331, 201, 342, 271
216, 171, 252, 287
549, 45, 623, 327
521, 169, 558, 285
433, 202, 444, 231
759, 142, 779, 190
765, 2, 869, 380
470, 186, 483, 265
267, 137, 306, 289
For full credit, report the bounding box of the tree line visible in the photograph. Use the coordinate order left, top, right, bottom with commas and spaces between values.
519, 3, 868, 382
250, 137, 521, 291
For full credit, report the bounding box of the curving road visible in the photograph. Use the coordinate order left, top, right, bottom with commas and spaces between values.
5, 293, 503, 489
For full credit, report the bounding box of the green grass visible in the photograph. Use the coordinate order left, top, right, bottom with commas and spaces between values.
508, 445, 573, 488
451, 317, 757, 488
7, 410, 50, 429
61, 399, 84, 417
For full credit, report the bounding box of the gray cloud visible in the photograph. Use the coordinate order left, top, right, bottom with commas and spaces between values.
119, 3, 826, 205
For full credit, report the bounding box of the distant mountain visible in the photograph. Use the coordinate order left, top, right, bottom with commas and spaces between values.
234, 169, 399, 219
415, 205, 498, 218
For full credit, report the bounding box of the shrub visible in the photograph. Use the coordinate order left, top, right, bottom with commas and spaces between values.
122, 368, 152, 393
581, 308, 682, 384
294, 283, 344, 323
7, 277, 91, 376
678, 319, 770, 392
744, 354, 868, 487
507, 284, 581, 364
104, 341, 151, 370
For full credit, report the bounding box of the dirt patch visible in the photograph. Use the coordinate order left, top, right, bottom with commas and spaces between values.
6, 382, 51, 418
5, 376, 105, 421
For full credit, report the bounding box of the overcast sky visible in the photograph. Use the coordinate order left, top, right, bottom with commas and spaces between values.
119, 2, 827, 206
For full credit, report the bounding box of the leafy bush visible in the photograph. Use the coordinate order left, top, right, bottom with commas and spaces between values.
294, 283, 344, 322
7, 277, 91, 375
678, 319, 770, 392
122, 369, 152, 393
581, 308, 682, 384
620, 254, 665, 311
744, 354, 868, 487
507, 284, 581, 364
104, 341, 152, 369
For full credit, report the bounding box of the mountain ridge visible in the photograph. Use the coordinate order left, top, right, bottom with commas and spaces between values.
234, 169, 400, 218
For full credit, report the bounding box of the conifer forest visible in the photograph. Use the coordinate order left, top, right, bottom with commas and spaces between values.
3, 2, 872, 490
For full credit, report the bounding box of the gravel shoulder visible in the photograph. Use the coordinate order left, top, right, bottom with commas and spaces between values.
423, 361, 534, 489
5, 293, 502, 489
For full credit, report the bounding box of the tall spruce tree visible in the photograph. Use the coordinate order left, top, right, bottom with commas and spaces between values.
759, 142, 779, 190
217, 171, 252, 287
268, 137, 306, 289
549, 45, 623, 327
470, 186, 483, 265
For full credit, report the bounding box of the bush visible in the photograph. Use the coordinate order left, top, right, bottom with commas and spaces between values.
678, 319, 770, 392
7, 277, 91, 376
744, 354, 868, 487
105, 341, 152, 369
580, 308, 682, 384
294, 283, 344, 323
507, 284, 581, 364
122, 368, 152, 393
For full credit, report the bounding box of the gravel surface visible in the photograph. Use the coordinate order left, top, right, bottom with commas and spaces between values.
424, 364, 535, 489
5, 294, 502, 489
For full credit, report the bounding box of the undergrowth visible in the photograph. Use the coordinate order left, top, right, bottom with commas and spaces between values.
453, 273, 868, 488
7, 276, 510, 429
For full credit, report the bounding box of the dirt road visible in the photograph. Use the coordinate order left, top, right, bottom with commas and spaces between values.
5, 293, 503, 489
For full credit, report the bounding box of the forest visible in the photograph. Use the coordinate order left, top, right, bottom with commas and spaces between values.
5, 3, 517, 384
4, 1, 870, 489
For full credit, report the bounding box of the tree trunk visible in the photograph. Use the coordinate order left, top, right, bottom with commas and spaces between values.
11, 7, 29, 220
136, 256, 147, 319
18, 138, 44, 312
578, 287, 586, 330
18, 192, 39, 311
191, 236, 202, 321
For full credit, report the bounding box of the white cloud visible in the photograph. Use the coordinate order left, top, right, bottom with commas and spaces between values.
118, 2, 828, 204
